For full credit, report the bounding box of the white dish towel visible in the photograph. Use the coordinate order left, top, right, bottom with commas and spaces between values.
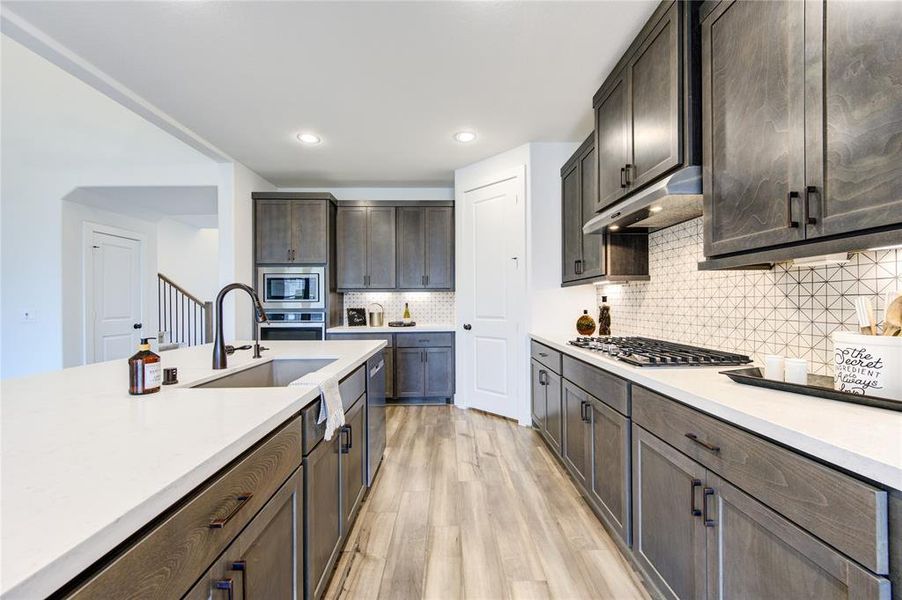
289, 373, 344, 440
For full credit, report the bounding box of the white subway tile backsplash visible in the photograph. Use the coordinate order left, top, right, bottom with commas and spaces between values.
342, 292, 455, 325
595, 218, 901, 375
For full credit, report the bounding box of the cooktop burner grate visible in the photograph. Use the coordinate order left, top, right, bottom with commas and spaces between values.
568, 336, 752, 367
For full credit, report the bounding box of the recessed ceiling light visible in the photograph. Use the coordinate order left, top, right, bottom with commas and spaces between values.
609, 225, 620, 231
454, 131, 477, 143
649, 206, 663, 213
296, 132, 321, 145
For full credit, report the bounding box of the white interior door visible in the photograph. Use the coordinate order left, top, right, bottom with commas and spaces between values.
88, 230, 142, 363
457, 168, 526, 421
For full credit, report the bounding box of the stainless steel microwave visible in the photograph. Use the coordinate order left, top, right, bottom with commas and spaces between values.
257, 266, 325, 310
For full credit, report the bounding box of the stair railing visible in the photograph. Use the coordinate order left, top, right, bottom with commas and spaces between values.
157, 273, 213, 347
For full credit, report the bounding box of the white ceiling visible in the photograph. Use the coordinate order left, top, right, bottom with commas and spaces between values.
66, 186, 219, 228
5, 1, 657, 187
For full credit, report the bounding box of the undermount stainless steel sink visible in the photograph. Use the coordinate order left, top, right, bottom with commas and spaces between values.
193, 358, 336, 389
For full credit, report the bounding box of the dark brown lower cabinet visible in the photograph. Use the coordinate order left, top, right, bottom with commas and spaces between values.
633, 424, 891, 600
394, 346, 454, 399
305, 434, 342, 600
342, 397, 367, 527
530, 359, 562, 453
562, 381, 590, 488
588, 397, 630, 545
186, 466, 305, 600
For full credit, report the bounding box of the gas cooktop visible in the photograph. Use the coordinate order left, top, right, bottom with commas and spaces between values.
568, 336, 752, 368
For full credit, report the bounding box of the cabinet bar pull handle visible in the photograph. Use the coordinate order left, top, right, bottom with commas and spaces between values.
539, 370, 548, 385
620, 167, 627, 189
787, 191, 800, 228
347, 424, 353, 450
624, 164, 633, 186
287, 248, 292, 261
690, 479, 702, 516
229, 561, 246, 599
214, 579, 234, 600
538, 352, 548, 357
703, 487, 716, 527
209, 493, 254, 528
341, 425, 351, 453
425, 274, 429, 285
685, 433, 720, 453
805, 185, 819, 225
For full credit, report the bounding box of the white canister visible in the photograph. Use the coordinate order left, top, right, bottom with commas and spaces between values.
833, 332, 902, 400
763, 355, 785, 381
784, 358, 808, 385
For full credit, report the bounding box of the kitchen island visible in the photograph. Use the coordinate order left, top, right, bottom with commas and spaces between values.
0, 339, 385, 599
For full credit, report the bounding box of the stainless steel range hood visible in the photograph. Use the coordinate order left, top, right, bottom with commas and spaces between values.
583, 166, 703, 234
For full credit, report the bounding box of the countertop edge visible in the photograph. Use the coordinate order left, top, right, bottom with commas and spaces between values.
530, 333, 902, 491
326, 324, 455, 334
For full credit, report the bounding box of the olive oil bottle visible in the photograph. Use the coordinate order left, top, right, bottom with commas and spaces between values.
129, 338, 162, 395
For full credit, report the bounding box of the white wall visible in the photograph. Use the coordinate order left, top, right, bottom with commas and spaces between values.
157, 218, 219, 303
453, 142, 597, 425
217, 162, 277, 342
0, 35, 225, 378
527, 143, 598, 334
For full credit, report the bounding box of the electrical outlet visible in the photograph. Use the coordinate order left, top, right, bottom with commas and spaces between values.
22, 310, 37, 322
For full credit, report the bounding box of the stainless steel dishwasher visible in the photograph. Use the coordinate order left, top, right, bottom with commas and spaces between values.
366, 353, 387, 485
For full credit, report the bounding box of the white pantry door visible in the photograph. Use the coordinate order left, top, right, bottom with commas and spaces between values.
88, 229, 143, 363
457, 168, 526, 420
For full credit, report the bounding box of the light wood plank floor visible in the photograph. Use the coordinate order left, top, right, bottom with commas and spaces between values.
324, 405, 651, 600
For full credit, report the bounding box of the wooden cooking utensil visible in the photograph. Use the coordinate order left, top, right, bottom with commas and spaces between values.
855, 297, 877, 335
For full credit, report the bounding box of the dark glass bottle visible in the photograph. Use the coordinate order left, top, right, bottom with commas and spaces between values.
576, 309, 597, 336
129, 338, 161, 395
598, 296, 612, 336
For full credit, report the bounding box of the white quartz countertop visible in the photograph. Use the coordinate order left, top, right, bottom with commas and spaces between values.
0, 340, 384, 599
327, 323, 455, 334
531, 333, 902, 491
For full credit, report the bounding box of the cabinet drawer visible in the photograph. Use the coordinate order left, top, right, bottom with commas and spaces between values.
530, 341, 562, 374
302, 366, 366, 455
562, 355, 629, 416
632, 386, 888, 574
68, 416, 302, 600
326, 332, 393, 347
395, 332, 453, 348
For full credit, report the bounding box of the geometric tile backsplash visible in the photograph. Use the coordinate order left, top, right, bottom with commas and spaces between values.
596, 218, 902, 375
342, 291, 455, 325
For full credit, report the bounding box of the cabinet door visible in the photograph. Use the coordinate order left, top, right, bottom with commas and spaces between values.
595, 72, 631, 211
632, 425, 707, 600
336, 207, 367, 289
705, 472, 890, 600
366, 207, 396, 289
394, 348, 425, 397
561, 161, 582, 283
561, 381, 590, 488
255, 200, 293, 264
424, 207, 453, 289
397, 207, 425, 289
589, 397, 630, 545
291, 200, 328, 264
231, 467, 304, 600
424, 347, 454, 397
530, 360, 547, 429
702, 0, 806, 256
579, 145, 605, 279
341, 398, 367, 527
628, 1, 681, 190
805, 0, 902, 238
544, 370, 562, 454
383, 347, 394, 399
304, 436, 342, 600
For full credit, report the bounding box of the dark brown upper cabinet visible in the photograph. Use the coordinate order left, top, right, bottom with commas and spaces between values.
253, 194, 334, 264
563, 134, 605, 284
397, 206, 454, 290
336, 206, 396, 290
562, 134, 650, 287
593, 0, 700, 214
701, 0, 902, 268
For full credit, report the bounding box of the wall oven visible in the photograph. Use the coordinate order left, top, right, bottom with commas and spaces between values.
257, 266, 325, 310
259, 310, 325, 341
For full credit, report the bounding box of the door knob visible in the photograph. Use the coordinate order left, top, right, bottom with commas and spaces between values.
463, 324, 472, 331
133, 323, 142, 329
